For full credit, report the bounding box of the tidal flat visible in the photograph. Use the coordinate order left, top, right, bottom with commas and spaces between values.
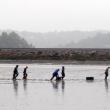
0, 63, 109, 110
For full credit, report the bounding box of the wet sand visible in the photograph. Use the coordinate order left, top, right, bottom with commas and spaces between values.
0, 63, 109, 110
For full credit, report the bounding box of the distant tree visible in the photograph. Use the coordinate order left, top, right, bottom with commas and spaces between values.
0, 32, 34, 48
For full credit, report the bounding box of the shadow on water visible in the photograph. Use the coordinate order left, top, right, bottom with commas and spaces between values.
104, 79, 109, 92
13, 80, 18, 96
50, 80, 65, 93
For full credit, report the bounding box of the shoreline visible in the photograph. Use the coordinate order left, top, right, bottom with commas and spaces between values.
0, 60, 110, 65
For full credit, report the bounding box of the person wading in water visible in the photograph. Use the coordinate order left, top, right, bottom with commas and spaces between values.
13, 65, 19, 80
105, 67, 110, 80
23, 66, 28, 79
50, 69, 60, 80
61, 66, 65, 80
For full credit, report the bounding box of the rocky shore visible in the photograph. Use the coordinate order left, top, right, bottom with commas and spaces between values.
0, 48, 110, 61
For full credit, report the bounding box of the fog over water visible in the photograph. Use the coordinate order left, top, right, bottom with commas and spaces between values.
0, 0, 110, 32
0, 0, 110, 48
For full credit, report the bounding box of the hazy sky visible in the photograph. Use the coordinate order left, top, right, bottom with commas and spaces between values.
0, 0, 110, 32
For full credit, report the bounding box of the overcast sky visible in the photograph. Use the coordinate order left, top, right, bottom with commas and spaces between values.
0, 0, 110, 32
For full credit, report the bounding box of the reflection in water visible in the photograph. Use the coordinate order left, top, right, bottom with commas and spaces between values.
105, 79, 109, 92
23, 79, 27, 91
51, 80, 65, 93
13, 80, 18, 96
86, 80, 94, 83
13, 79, 28, 96
61, 80, 65, 93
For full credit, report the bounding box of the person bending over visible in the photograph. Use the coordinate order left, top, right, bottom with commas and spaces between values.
50, 69, 59, 80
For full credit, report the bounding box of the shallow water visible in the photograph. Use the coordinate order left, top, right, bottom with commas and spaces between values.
0, 63, 110, 110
